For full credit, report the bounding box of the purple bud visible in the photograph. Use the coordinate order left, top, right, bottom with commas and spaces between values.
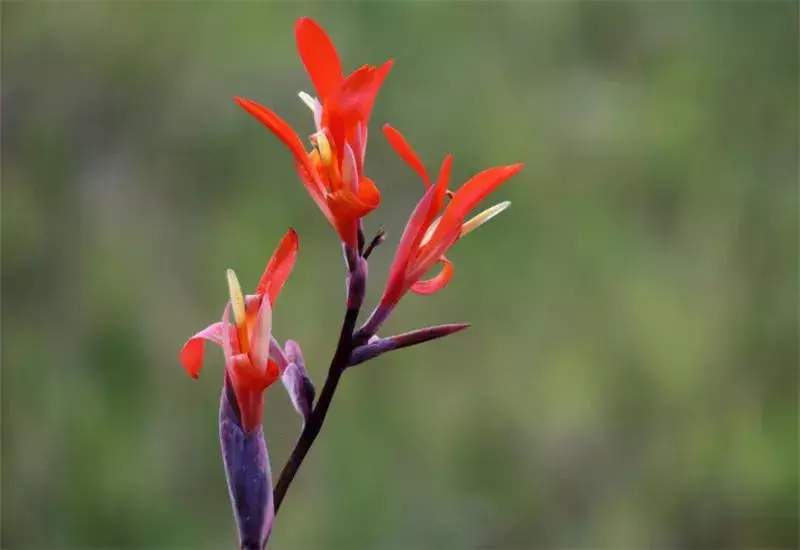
219, 375, 274, 550
282, 340, 315, 424
348, 323, 470, 367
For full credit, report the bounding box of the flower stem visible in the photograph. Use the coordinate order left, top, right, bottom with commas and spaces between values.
273, 271, 363, 513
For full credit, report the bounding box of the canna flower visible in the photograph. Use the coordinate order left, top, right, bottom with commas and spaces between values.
358, 125, 523, 337
235, 17, 393, 252
179, 228, 299, 433
295, 17, 391, 173
179, 229, 308, 550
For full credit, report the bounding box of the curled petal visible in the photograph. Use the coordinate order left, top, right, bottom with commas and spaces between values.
256, 228, 299, 304
382, 124, 430, 187
411, 256, 454, 295
179, 322, 223, 378
358, 176, 380, 208
327, 185, 379, 221
295, 17, 344, 101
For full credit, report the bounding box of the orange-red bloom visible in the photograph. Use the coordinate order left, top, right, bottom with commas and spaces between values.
179, 229, 299, 432
378, 124, 524, 308
235, 17, 392, 250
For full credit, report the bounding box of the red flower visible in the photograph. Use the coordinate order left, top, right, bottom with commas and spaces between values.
379, 124, 523, 308
179, 228, 299, 433
235, 17, 393, 250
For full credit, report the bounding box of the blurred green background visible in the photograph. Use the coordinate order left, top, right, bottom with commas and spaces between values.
2, 2, 797, 548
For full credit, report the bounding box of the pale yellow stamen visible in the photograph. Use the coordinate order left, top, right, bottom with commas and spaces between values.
314, 131, 333, 167
226, 268, 249, 353
298, 91, 317, 112
461, 201, 511, 236
419, 217, 442, 247
418, 201, 511, 249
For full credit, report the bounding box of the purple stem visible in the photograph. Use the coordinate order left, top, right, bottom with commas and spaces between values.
272, 254, 365, 514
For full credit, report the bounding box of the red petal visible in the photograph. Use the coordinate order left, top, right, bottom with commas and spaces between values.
248, 293, 273, 374
256, 228, 299, 303
323, 61, 392, 160
352, 122, 368, 173
432, 163, 524, 246
294, 161, 336, 226
221, 303, 271, 432
430, 154, 453, 216
229, 363, 266, 432
221, 303, 236, 361
336, 65, 380, 116
382, 155, 452, 305
179, 322, 223, 378
359, 59, 393, 127
382, 124, 430, 187
295, 17, 344, 101
357, 176, 380, 208
327, 186, 378, 221
411, 256, 454, 295
322, 65, 375, 158
234, 96, 316, 178
341, 141, 359, 193
229, 353, 260, 387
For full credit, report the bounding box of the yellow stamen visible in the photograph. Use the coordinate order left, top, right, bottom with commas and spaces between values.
314, 131, 333, 167
461, 201, 511, 236
226, 269, 249, 353
298, 91, 317, 112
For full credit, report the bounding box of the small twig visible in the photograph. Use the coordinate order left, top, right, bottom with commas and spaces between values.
362, 227, 385, 260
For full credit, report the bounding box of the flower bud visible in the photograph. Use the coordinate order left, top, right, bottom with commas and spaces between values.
219, 375, 274, 549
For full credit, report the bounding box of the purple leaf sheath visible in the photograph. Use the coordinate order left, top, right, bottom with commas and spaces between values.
219, 374, 274, 550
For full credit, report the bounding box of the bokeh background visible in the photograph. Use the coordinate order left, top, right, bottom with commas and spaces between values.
2, 2, 797, 548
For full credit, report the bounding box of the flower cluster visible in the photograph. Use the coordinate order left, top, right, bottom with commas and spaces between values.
180, 17, 522, 550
